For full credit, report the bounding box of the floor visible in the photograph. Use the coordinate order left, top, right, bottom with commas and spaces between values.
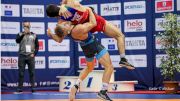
1, 91, 180, 101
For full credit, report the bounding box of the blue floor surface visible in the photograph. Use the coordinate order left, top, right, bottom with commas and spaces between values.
1, 92, 180, 100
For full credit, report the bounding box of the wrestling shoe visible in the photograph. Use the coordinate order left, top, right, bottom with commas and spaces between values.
69, 85, 79, 101
97, 90, 112, 101
119, 57, 135, 70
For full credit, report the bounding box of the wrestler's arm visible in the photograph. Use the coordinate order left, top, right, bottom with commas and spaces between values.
58, 0, 74, 19
77, 8, 97, 33
59, 0, 86, 19
47, 28, 65, 43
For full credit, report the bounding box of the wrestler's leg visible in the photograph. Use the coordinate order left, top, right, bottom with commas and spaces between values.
79, 60, 95, 81
97, 52, 113, 101
98, 52, 113, 86
69, 58, 94, 101
104, 21, 125, 57
104, 21, 134, 69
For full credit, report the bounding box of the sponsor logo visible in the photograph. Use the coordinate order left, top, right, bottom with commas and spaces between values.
108, 40, 115, 50
126, 55, 147, 67
49, 56, 70, 68
124, 19, 146, 32
155, 0, 174, 13
101, 55, 146, 68
1, 39, 19, 52
1, 57, 18, 69
1, 21, 20, 34
35, 57, 45, 69
38, 39, 45, 51
39, 81, 59, 86
30, 22, 45, 35
101, 3, 121, 16
1, 4, 20, 17
155, 18, 178, 31
155, 18, 166, 31
124, 1, 146, 14
80, 57, 86, 66
50, 60, 67, 63
101, 38, 118, 50
156, 54, 168, 67
7, 82, 38, 87
177, 0, 180, 11
84, 4, 98, 14
22, 5, 44, 17
79, 56, 98, 68
108, 20, 121, 31
125, 37, 146, 50
48, 39, 70, 51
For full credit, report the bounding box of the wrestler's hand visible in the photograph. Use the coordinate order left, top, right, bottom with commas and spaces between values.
47, 28, 53, 38
59, 5, 72, 19
30, 54, 34, 57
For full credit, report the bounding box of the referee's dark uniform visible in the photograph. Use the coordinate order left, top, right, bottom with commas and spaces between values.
16, 30, 39, 92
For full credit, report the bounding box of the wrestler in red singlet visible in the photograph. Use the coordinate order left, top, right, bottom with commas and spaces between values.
60, 6, 106, 33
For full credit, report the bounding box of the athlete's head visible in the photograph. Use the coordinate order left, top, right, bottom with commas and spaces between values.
55, 21, 72, 37
46, 4, 60, 17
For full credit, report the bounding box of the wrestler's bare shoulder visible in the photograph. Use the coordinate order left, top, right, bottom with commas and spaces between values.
72, 24, 84, 33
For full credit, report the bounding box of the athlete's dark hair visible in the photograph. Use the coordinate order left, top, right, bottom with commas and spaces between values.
46, 4, 60, 17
